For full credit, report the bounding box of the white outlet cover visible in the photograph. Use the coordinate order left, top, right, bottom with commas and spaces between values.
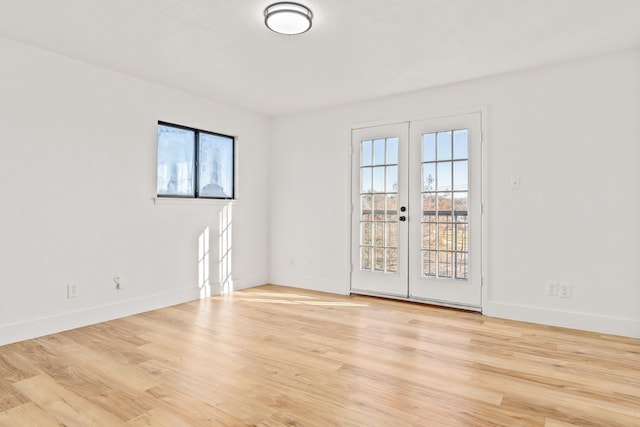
67, 283, 79, 298
559, 284, 572, 298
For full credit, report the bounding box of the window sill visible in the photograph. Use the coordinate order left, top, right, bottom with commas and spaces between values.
151, 196, 235, 206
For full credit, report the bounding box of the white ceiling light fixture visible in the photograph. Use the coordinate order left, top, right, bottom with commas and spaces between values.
264, 2, 313, 35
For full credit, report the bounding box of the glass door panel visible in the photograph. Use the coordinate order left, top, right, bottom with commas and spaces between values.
409, 113, 482, 308
351, 113, 482, 310
351, 123, 409, 297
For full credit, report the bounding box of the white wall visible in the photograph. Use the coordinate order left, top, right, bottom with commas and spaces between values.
269, 49, 640, 338
1, 36, 638, 344
0, 37, 270, 345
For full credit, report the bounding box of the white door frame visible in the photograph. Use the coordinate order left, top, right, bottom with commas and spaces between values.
408, 112, 483, 309
350, 122, 409, 297
349, 109, 488, 312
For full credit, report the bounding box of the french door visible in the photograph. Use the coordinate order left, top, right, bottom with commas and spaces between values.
350, 123, 409, 297
350, 113, 483, 310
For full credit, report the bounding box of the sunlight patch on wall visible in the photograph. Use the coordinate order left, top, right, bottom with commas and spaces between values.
199, 226, 211, 298
219, 204, 233, 294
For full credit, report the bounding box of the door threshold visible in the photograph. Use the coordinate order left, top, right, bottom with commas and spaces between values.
350, 289, 482, 313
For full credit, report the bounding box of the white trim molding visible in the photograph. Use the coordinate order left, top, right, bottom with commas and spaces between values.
485, 301, 640, 339
0, 287, 201, 346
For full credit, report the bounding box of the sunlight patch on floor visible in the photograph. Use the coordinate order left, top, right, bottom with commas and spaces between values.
219, 290, 370, 307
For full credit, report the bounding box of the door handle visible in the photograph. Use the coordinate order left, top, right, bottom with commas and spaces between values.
399, 216, 407, 222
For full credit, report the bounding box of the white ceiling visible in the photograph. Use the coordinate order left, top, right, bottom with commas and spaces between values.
1, 0, 639, 116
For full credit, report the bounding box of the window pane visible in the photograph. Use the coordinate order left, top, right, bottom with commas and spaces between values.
453, 130, 468, 160
373, 139, 385, 165
198, 133, 234, 198
386, 249, 398, 273
373, 222, 384, 246
455, 252, 468, 280
361, 194, 372, 221
386, 194, 398, 221
373, 166, 385, 192
422, 193, 436, 222
386, 166, 398, 192
374, 248, 384, 271
422, 163, 436, 192
361, 167, 372, 193
453, 160, 468, 191
386, 137, 398, 164
361, 222, 372, 245
456, 223, 468, 252
423, 223, 436, 250
438, 223, 454, 251
437, 193, 453, 222
157, 124, 195, 196
373, 194, 385, 220
361, 247, 372, 270
423, 251, 436, 277
423, 133, 436, 162
437, 131, 452, 160
454, 192, 468, 222
386, 222, 398, 248
437, 162, 452, 191
438, 251, 453, 278
361, 140, 373, 166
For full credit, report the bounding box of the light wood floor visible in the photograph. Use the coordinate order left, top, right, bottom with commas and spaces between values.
0, 285, 639, 426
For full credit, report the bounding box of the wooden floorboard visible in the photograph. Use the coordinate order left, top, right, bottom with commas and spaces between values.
0, 284, 639, 426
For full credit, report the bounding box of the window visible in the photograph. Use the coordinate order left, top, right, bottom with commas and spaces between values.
157, 121, 234, 199
421, 129, 468, 280
359, 137, 399, 273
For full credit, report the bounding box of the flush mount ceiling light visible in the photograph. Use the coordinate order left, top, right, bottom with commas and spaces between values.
264, 2, 313, 35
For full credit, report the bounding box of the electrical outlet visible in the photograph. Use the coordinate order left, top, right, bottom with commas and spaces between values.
546, 281, 559, 296
67, 283, 79, 299
559, 283, 572, 298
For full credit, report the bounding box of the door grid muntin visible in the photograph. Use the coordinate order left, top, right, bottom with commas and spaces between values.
359, 137, 399, 273
421, 129, 469, 280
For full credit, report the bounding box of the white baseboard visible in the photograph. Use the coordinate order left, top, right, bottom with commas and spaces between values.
204, 275, 269, 296
0, 287, 201, 346
269, 273, 350, 295
7, 284, 635, 346
228, 275, 269, 291
484, 301, 640, 339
